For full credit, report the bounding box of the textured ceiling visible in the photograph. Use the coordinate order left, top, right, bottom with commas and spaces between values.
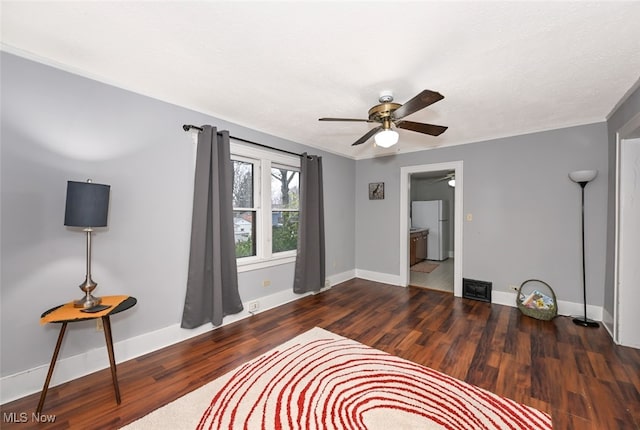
2, 1, 640, 159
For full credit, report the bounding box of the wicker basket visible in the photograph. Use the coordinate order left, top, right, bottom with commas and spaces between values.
516, 279, 558, 321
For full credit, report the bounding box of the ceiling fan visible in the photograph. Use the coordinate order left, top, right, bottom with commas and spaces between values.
422, 172, 455, 187
319, 89, 447, 147
428, 172, 455, 184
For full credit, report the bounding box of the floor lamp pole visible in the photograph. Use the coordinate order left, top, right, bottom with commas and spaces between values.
573, 180, 599, 328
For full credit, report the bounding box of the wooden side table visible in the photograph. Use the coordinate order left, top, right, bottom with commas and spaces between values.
37, 296, 137, 413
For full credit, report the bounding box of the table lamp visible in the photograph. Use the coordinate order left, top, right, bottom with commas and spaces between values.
64, 179, 110, 308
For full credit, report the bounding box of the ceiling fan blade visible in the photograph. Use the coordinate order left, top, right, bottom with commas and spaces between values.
396, 120, 448, 136
392, 90, 444, 120
425, 172, 454, 184
352, 126, 382, 146
319, 117, 372, 122
427, 177, 447, 184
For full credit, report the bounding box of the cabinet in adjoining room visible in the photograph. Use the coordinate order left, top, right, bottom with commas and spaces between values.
410, 229, 428, 266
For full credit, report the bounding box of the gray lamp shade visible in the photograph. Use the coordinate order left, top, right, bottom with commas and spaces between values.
64, 181, 110, 227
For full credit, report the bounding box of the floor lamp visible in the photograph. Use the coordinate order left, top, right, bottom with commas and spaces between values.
568, 170, 599, 328
64, 179, 111, 308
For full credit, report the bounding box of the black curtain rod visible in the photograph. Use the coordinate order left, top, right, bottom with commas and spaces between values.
182, 124, 305, 158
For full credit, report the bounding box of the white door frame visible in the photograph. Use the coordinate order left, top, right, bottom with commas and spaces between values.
399, 161, 463, 296
613, 111, 640, 346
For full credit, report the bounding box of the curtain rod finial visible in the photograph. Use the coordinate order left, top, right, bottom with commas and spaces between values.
183, 124, 204, 133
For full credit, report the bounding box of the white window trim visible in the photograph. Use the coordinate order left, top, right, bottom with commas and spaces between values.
231, 140, 300, 273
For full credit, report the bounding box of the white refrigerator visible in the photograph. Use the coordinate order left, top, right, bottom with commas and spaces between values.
411, 200, 449, 261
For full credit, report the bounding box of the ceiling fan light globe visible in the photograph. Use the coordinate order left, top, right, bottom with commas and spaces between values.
374, 129, 399, 148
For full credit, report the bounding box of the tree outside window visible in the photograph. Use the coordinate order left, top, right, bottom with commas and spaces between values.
232, 160, 256, 258
271, 167, 299, 253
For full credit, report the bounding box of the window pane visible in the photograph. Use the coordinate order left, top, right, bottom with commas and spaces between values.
271, 167, 299, 210
272, 211, 298, 253
233, 160, 253, 208
234, 211, 256, 257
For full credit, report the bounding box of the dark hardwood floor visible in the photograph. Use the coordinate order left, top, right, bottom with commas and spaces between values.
2, 278, 639, 429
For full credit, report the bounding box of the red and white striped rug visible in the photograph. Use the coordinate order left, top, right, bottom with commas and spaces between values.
123, 327, 552, 429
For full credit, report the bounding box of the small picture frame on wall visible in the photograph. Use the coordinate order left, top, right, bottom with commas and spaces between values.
369, 182, 384, 200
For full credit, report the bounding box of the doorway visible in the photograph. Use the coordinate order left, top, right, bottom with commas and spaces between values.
614, 113, 640, 348
399, 161, 463, 296
408, 170, 455, 293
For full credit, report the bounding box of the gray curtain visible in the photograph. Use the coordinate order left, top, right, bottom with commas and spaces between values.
293, 153, 325, 293
181, 125, 243, 328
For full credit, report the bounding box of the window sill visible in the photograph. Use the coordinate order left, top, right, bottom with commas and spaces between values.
237, 255, 297, 273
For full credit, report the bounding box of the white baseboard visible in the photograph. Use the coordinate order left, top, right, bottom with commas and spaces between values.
328, 271, 607, 322
326, 269, 356, 288
351, 274, 606, 321
330, 269, 605, 322
354, 269, 402, 286
0, 270, 354, 405
491, 290, 604, 319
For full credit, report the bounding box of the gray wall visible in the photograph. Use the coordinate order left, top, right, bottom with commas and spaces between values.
356, 123, 609, 305
0, 52, 356, 378
604, 83, 640, 321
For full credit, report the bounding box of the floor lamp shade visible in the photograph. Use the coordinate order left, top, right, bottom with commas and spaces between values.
569, 170, 597, 184
64, 181, 110, 227
64, 180, 110, 308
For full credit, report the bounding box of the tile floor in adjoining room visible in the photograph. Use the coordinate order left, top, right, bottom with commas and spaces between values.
410, 257, 454, 293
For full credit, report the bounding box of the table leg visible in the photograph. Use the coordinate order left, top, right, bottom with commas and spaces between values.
102, 316, 121, 404
36, 322, 68, 414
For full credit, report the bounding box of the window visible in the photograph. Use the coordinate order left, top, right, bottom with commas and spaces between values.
232, 158, 256, 258
271, 165, 299, 253
231, 142, 300, 271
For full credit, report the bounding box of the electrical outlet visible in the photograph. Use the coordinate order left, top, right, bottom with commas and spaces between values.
248, 301, 259, 313
262, 280, 271, 287
96, 318, 103, 331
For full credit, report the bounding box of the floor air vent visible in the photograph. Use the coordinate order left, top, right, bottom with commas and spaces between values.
463, 278, 492, 302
